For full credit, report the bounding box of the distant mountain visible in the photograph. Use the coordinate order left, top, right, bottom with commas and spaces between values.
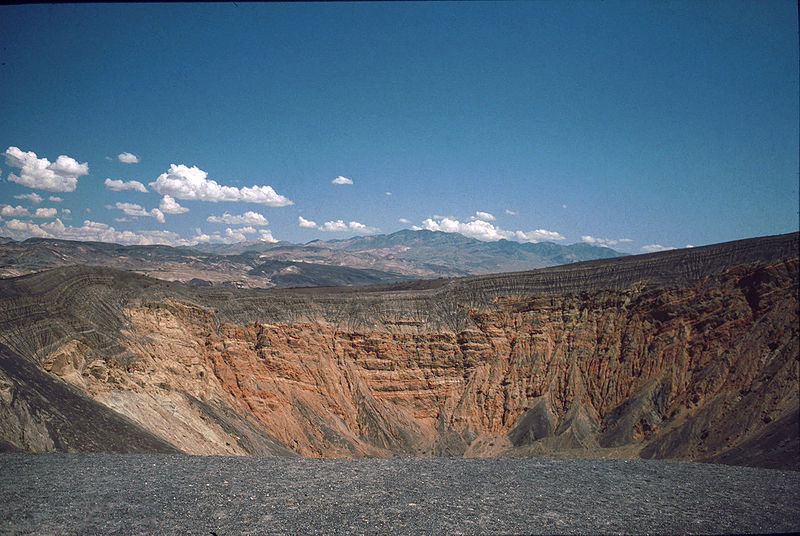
181, 240, 294, 255
0, 237, 404, 289
0, 230, 625, 288
303, 229, 625, 275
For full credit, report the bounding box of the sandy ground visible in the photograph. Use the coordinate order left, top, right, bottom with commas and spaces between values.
1, 454, 798, 535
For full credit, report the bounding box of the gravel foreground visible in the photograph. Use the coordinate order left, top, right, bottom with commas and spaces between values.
1, 455, 798, 535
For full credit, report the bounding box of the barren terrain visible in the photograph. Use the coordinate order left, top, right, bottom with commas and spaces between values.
1, 455, 798, 535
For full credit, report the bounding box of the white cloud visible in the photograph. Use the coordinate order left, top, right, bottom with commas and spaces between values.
33, 208, 58, 219
641, 244, 675, 253
300, 216, 377, 233
505, 209, 518, 216
422, 217, 505, 241
298, 216, 318, 228
49, 196, 63, 203
118, 152, 140, 164
328, 220, 377, 233
190, 226, 273, 245
4, 146, 88, 192
225, 228, 247, 243
474, 211, 495, 221
399, 218, 411, 224
107, 202, 165, 223
1, 218, 190, 246
347, 221, 371, 232
159, 195, 189, 214
14, 193, 43, 204
104, 178, 148, 193
1, 205, 30, 218
581, 235, 627, 247
150, 164, 293, 206
332, 176, 353, 185
421, 216, 564, 243
4, 218, 52, 237
207, 211, 268, 226
321, 220, 349, 232
61, 208, 71, 218
259, 229, 277, 243
385, 191, 392, 196
512, 229, 566, 242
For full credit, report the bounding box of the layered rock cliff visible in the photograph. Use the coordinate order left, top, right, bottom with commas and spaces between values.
0, 233, 797, 469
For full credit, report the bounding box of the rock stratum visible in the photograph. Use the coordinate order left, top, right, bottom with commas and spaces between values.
0, 233, 797, 469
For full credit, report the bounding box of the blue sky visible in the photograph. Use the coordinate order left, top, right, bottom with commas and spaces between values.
1, 1, 797, 253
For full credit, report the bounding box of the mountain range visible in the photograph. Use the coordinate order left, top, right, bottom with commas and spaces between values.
0, 229, 623, 288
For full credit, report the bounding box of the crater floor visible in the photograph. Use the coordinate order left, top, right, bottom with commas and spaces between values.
1, 454, 798, 535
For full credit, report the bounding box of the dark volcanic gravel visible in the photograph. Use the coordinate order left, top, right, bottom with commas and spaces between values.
1, 454, 798, 535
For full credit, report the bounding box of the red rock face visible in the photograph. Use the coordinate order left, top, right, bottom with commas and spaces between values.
99, 258, 796, 466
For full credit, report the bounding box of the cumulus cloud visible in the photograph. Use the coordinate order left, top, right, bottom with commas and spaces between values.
14, 193, 43, 204
150, 164, 293, 206
104, 178, 148, 193
581, 235, 631, 247
421, 216, 564, 243
207, 211, 268, 226
118, 152, 140, 164
33, 208, 58, 219
224, 228, 247, 243
513, 229, 566, 242
331, 176, 353, 185
1, 205, 30, 218
347, 221, 371, 232
641, 244, 675, 253
505, 209, 518, 216
4, 147, 89, 192
328, 220, 377, 233
385, 191, 392, 196
474, 211, 495, 221
399, 218, 411, 224
61, 208, 71, 218
4, 218, 51, 238
190, 226, 274, 245
49, 196, 63, 203
159, 195, 189, 214
107, 202, 165, 223
299, 216, 377, 233
298, 216, 318, 228
1, 218, 189, 246
259, 229, 277, 243
321, 220, 349, 232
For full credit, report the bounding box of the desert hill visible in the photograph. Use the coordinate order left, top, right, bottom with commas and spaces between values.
0, 229, 622, 287
0, 232, 797, 469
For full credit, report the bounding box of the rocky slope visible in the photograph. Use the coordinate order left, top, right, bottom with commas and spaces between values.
0, 233, 797, 469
